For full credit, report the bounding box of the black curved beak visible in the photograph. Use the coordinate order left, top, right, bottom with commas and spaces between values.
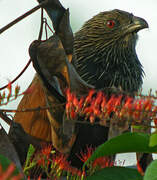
128, 16, 149, 33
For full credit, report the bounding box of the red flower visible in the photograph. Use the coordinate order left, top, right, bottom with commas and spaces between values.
52, 154, 70, 171
123, 97, 133, 116
66, 88, 73, 102
73, 95, 79, 107
154, 118, 157, 126
37, 176, 41, 180
77, 146, 94, 163
143, 99, 153, 111
94, 91, 103, 106
52, 153, 85, 177
113, 95, 122, 112
15, 84, 20, 99
84, 89, 95, 105
77, 146, 114, 170
0, 163, 15, 179
7, 81, 12, 101
89, 114, 95, 124
83, 106, 93, 115
133, 100, 142, 119
101, 96, 107, 111
37, 156, 45, 166
93, 108, 101, 116
70, 108, 76, 119
69, 167, 80, 176
41, 144, 52, 159
137, 160, 144, 176
81, 170, 86, 178
65, 88, 157, 129
0, 163, 23, 180
124, 97, 133, 108
37, 144, 53, 167
93, 157, 114, 168
78, 97, 84, 110
105, 95, 116, 116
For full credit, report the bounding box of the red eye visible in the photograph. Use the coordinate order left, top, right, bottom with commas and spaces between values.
106, 20, 115, 28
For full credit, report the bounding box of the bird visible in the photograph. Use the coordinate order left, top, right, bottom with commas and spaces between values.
13, 8, 149, 169
69, 9, 149, 168
73, 9, 147, 92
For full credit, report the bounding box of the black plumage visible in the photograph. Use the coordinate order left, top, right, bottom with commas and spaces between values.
73, 9, 148, 92
68, 9, 148, 168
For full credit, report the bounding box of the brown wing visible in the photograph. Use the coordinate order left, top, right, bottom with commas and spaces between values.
14, 34, 93, 154
14, 35, 77, 153
30, 35, 78, 153
14, 75, 52, 142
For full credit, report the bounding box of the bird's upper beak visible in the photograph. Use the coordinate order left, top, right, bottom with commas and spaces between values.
127, 16, 149, 33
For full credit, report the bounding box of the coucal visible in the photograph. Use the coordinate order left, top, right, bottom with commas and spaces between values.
13, 8, 149, 169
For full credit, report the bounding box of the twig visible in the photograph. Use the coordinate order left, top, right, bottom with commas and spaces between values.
0, 104, 65, 113
43, 18, 54, 34
0, 111, 12, 126
0, 0, 49, 35
38, 8, 44, 40
0, 106, 50, 113
0, 59, 31, 91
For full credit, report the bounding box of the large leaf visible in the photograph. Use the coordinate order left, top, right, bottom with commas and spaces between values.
0, 154, 20, 176
144, 160, 157, 180
149, 133, 157, 147
84, 132, 157, 167
86, 167, 143, 180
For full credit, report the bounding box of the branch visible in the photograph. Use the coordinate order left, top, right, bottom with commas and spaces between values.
0, 0, 49, 35
0, 60, 31, 91
0, 111, 12, 126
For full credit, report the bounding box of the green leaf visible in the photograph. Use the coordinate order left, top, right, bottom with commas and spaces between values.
132, 125, 147, 130
149, 133, 157, 147
83, 132, 157, 168
0, 154, 12, 170
86, 167, 143, 180
0, 154, 20, 176
144, 160, 157, 180
24, 144, 35, 169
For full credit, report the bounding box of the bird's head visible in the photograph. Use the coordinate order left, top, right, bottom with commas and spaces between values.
77, 9, 148, 45
73, 9, 148, 93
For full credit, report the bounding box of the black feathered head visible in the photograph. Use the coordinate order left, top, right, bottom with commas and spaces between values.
72, 9, 148, 93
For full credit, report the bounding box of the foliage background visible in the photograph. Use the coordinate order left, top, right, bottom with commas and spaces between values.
0, 0, 157, 166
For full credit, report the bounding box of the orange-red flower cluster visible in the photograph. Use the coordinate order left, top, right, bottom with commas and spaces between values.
77, 146, 114, 169
36, 144, 116, 179
36, 144, 85, 179
52, 153, 84, 178
0, 163, 23, 180
0, 82, 20, 105
66, 89, 157, 128
37, 144, 52, 167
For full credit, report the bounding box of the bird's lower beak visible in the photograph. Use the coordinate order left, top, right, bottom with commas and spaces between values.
127, 16, 149, 33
